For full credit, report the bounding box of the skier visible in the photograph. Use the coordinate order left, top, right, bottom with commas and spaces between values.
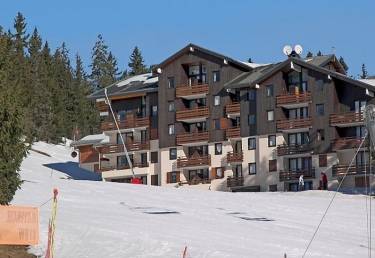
299, 174, 304, 191
321, 172, 328, 190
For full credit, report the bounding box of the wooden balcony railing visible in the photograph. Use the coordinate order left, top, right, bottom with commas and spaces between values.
332, 164, 375, 177
177, 155, 211, 168
176, 106, 209, 121
227, 152, 244, 163
277, 144, 312, 156
99, 166, 116, 172
150, 128, 158, 140
276, 117, 312, 131
227, 176, 244, 188
96, 101, 108, 112
279, 168, 316, 181
225, 102, 240, 114
187, 177, 211, 185
176, 131, 209, 145
99, 141, 150, 154
176, 83, 209, 98
331, 137, 367, 151
276, 92, 311, 107
226, 127, 241, 138
100, 162, 149, 172
330, 112, 364, 126
101, 116, 150, 131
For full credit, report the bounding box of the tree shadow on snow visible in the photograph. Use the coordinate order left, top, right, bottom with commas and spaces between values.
43, 162, 102, 181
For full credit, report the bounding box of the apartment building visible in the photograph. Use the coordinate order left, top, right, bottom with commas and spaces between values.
72, 44, 375, 192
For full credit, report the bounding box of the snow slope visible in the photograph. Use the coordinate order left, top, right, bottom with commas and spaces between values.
13, 142, 373, 258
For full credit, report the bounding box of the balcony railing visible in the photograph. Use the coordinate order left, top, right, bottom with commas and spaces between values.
277, 143, 312, 156
279, 168, 316, 181
177, 155, 211, 168
176, 131, 209, 145
331, 137, 367, 151
227, 152, 244, 163
96, 101, 108, 112
332, 164, 375, 177
187, 177, 211, 185
227, 176, 244, 188
226, 127, 241, 139
276, 92, 311, 107
276, 117, 312, 131
100, 162, 149, 172
99, 142, 150, 154
176, 83, 209, 98
101, 116, 150, 131
176, 106, 209, 121
329, 111, 364, 126
225, 102, 240, 114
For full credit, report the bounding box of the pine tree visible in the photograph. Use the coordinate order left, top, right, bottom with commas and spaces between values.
306, 51, 313, 58
317, 51, 323, 56
128, 46, 147, 75
361, 64, 368, 79
339, 56, 349, 73
12, 12, 29, 57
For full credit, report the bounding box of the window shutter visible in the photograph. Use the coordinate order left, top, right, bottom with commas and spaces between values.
167, 172, 171, 184
210, 167, 217, 179
269, 160, 277, 172
176, 171, 180, 182
319, 154, 327, 167
220, 118, 229, 129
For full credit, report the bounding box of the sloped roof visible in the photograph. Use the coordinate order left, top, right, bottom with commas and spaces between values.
71, 133, 109, 147
89, 73, 158, 99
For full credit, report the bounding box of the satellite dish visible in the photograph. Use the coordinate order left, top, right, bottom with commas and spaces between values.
294, 45, 303, 55
283, 45, 293, 56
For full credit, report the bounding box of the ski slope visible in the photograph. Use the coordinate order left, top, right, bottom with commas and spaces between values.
13, 142, 373, 258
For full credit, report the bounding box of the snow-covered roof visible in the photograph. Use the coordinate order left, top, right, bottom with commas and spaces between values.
71, 133, 109, 147
240, 61, 270, 69
359, 79, 375, 87
116, 73, 155, 87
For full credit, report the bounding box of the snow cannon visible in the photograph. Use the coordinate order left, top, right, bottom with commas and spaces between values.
131, 177, 142, 184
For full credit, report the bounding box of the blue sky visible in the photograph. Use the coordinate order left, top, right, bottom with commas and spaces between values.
1, 0, 374, 77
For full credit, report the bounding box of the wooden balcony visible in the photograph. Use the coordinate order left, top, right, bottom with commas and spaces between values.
176, 131, 209, 145
332, 164, 375, 177
177, 155, 211, 168
96, 101, 108, 112
277, 144, 312, 156
101, 116, 150, 131
176, 106, 209, 121
226, 127, 241, 139
176, 83, 209, 98
99, 141, 150, 154
227, 152, 243, 163
279, 168, 316, 181
187, 177, 211, 185
331, 137, 367, 151
330, 112, 364, 127
99, 166, 116, 172
225, 102, 240, 114
276, 92, 311, 107
100, 162, 149, 172
276, 117, 312, 131
227, 177, 244, 188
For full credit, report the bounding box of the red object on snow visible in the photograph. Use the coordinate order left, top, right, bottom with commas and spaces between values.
131, 178, 142, 184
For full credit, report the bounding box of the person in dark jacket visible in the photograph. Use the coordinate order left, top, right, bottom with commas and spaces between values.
321, 172, 328, 190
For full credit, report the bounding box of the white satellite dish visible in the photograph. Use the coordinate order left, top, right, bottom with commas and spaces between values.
283, 45, 293, 56
294, 45, 303, 55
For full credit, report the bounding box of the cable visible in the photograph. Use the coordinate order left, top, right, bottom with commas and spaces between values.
364, 144, 370, 258
302, 133, 368, 258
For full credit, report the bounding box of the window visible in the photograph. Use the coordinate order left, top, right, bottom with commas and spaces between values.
216, 167, 224, 178
234, 164, 242, 177
215, 143, 222, 155
214, 95, 220, 106
248, 114, 256, 125
267, 110, 274, 121
169, 148, 177, 160
319, 154, 327, 167
141, 153, 147, 166
317, 129, 325, 141
168, 124, 175, 135
248, 89, 256, 101
268, 135, 276, 147
214, 119, 220, 130
151, 105, 158, 116
151, 151, 158, 163
249, 163, 256, 175
168, 101, 175, 112
213, 71, 220, 82
316, 104, 324, 116
269, 160, 277, 172
266, 85, 274, 97
269, 184, 277, 192
248, 138, 256, 150
317, 80, 324, 91
168, 77, 175, 88
167, 171, 179, 183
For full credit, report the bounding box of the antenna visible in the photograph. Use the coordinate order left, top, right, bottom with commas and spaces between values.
294, 45, 303, 55
283, 45, 292, 56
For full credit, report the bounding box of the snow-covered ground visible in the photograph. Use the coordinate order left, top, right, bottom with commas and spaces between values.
13, 142, 374, 257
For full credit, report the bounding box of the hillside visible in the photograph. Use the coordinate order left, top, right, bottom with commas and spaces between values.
12, 142, 372, 258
